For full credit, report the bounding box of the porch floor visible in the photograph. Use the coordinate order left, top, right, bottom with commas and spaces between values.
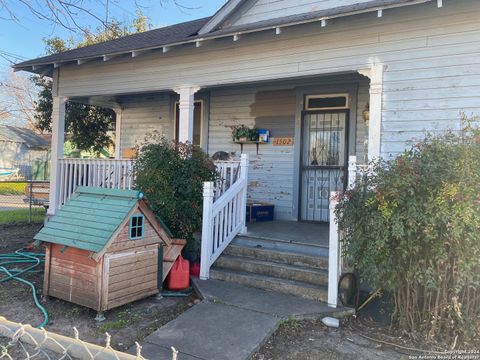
244, 220, 329, 248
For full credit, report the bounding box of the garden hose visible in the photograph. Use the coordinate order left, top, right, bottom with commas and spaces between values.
0, 249, 49, 328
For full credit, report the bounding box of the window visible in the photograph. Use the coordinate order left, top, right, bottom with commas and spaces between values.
129, 215, 144, 240
305, 94, 349, 110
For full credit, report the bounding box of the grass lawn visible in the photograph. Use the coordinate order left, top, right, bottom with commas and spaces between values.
0, 182, 26, 195
0, 208, 46, 224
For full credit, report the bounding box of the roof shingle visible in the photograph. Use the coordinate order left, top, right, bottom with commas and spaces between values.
0, 125, 49, 149
34, 187, 143, 252
15, 17, 210, 68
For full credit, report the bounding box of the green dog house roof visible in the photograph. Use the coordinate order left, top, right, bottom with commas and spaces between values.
35, 186, 172, 253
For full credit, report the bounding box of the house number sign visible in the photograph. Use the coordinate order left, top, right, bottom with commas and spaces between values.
273, 137, 294, 146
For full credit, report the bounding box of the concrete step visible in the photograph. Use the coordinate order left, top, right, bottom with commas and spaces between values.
224, 244, 328, 270
215, 254, 328, 287
233, 235, 329, 257
210, 268, 328, 302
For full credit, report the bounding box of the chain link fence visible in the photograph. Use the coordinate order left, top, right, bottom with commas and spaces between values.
0, 317, 179, 360
0, 180, 49, 225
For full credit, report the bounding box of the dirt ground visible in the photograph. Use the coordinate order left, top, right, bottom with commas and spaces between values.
0, 223, 196, 353
251, 317, 416, 360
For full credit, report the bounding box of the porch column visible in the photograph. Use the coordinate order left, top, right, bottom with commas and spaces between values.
358, 64, 386, 162
47, 96, 67, 216
174, 85, 200, 143
114, 108, 123, 159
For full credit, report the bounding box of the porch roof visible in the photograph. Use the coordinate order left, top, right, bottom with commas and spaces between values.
14, 0, 435, 76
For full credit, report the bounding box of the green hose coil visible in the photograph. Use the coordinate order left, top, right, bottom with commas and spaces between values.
0, 249, 49, 328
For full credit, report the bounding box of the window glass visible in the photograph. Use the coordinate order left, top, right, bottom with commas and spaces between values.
306, 95, 348, 110
130, 215, 144, 240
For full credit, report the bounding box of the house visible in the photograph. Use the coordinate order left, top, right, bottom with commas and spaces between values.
15, 0, 480, 307
35, 187, 186, 315
0, 125, 50, 179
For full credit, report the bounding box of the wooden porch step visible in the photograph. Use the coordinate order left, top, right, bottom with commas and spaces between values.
232, 235, 329, 257
210, 268, 328, 303
224, 244, 328, 270
215, 254, 328, 287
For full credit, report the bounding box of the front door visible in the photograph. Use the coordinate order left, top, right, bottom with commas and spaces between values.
300, 110, 349, 222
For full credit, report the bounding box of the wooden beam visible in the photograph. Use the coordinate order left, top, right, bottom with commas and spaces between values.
76, 58, 91, 65
103, 54, 116, 62
48, 95, 67, 216
131, 49, 149, 58
368, 63, 386, 162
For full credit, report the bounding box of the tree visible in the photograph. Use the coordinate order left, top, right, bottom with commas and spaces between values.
0, 68, 37, 127
0, 1, 161, 34
33, 11, 151, 154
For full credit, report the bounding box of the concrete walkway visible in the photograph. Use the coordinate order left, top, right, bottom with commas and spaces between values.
131, 279, 353, 360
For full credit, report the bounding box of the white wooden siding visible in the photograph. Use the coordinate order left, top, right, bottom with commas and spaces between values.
207, 77, 368, 220
119, 94, 172, 155
208, 86, 296, 220
58, 0, 480, 157
224, 0, 374, 27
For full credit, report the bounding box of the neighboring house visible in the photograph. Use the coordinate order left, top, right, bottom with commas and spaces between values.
14, 0, 480, 307
0, 125, 50, 179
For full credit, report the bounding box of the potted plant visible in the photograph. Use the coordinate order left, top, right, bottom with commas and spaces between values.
232, 125, 258, 142
248, 127, 259, 141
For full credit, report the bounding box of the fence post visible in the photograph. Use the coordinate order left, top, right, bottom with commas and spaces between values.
347, 155, 357, 190
328, 191, 341, 308
28, 181, 33, 224
200, 181, 214, 280
239, 153, 249, 234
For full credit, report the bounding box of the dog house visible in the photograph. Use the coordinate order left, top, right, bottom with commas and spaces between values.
35, 187, 185, 313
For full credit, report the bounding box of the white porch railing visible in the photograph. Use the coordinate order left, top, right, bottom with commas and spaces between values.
213, 160, 241, 200
200, 154, 249, 280
57, 158, 135, 209
328, 155, 365, 308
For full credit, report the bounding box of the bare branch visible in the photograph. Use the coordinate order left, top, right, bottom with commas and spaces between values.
0, 69, 38, 127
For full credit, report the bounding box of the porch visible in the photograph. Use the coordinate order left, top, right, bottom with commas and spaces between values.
47, 69, 382, 308
240, 220, 329, 254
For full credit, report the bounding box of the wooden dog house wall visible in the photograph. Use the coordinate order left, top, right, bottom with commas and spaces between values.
36, 187, 185, 312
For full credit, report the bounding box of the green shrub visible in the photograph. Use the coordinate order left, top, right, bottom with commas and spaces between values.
336, 124, 480, 345
134, 135, 218, 253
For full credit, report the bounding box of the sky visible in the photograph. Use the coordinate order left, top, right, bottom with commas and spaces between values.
0, 0, 226, 67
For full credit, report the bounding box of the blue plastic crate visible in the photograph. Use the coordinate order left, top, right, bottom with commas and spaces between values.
246, 203, 274, 222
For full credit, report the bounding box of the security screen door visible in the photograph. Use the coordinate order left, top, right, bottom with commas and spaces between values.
300, 110, 348, 222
